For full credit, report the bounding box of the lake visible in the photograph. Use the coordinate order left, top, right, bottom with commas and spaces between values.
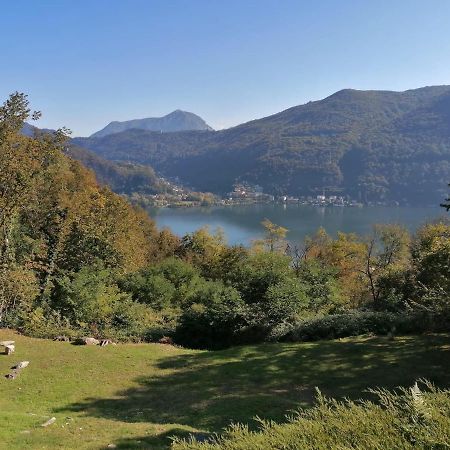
148, 204, 446, 246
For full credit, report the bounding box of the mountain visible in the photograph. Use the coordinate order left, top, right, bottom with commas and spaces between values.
90, 110, 213, 138
21, 123, 168, 196
21, 122, 56, 136
73, 86, 450, 205
66, 145, 167, 195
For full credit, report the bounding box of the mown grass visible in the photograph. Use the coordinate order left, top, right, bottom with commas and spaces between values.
0, 330, 449, 449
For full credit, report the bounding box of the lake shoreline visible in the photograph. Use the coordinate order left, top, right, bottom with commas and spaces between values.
148, 204, 445, 246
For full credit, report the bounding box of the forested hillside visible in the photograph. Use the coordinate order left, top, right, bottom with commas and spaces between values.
0, 93, 179, 335
66, 145, 168, 195
23, 123, 171, 196
74, 86, 450, 204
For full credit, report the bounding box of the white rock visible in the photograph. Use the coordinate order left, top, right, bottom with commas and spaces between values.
41, 417, 56, 427
4, 345, 15, 355
12, 361, 29, 370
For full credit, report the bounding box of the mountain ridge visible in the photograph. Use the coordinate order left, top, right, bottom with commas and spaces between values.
90, 109, 213, 138
72, 85, 450, 205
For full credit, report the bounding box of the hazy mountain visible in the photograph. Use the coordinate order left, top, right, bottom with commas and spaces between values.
21, 122, 56, 136
90, 110, 213, 138
73, 85, 450, 205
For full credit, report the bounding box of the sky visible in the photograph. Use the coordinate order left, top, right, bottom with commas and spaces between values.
1, 0, 450, 136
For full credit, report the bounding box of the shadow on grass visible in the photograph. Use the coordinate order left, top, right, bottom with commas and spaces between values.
60, 335, 450, 448
112, 429, 202, 450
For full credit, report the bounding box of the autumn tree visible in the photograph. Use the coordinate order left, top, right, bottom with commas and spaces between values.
360, 224, 411, 305
254, 219, 288, 253
0, 92, 163, 326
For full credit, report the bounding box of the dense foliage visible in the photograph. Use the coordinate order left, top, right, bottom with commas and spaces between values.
173, 383, 450, 450
0, 93, 178, 338
74, 86, 450, 204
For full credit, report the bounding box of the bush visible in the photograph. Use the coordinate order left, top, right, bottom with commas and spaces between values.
105, 300, 171, 342
119, 272, 176, 310
283, 310, 450, 342
0, 266, 39, 327
227, 251, 294, 304
263, 279, 309, 325
173, 382, 450, 450
20, 306, 76, 339
239, 279, 310, 343
174, 281, 248, 349
121, 258, 204, 309
51, 267, 131, 331
297, 260, 344, 313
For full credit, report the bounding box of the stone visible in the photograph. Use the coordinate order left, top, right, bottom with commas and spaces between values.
5, 361, 30, 378
1, 341, 15, 354
73, 337, 100, 346
4, 344, 15, 355
5, 372, 18, 379
12, 361, 29, 370
41, 417, 56, 427
53, 335, 70, 342
158, 336, 174, 345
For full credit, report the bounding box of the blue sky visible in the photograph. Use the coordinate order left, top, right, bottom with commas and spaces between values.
1, 0, 450, 136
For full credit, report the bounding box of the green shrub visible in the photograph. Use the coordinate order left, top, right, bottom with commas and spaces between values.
283, 310, 450, 342
297, 260, 344, 313
240, 279, 310, 343
20, 306, 77, 339
0, 266, 39, 327
105, 300, 171, 342
174, 280, 248, 349
121, 257, 204, 309
173, 382, 450, 450
119, 272, 176, 310
263, 278, 309, 325
152, 257, 201, 291
227, 251, 294, 305
51, 267, 131, 331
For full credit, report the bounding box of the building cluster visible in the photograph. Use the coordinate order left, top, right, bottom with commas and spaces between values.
131, 180, 363, 208
227, 184, 275, 202
279, 194, 361, 206
225, 184, 361, 207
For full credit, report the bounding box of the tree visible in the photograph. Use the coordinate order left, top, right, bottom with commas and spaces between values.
0, 91, 167, 331
174, 280, 246, 349
176, 226, 226, 276
254, 219, 288, 253
410, 221, 450, 309
360, 225, 411, 305
441, 184, 450, 211
262, 278, 308, 325
228, 251, 294, 305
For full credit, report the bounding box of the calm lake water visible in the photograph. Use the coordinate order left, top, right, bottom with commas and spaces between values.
148, 204, 445, 246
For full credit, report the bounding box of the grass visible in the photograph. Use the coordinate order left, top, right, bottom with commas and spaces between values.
0, 330, 449, 449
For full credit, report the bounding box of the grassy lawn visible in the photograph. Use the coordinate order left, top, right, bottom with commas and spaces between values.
0, 330, 449, 449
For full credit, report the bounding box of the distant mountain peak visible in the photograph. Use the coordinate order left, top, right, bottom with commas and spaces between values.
90, 110, 213, 138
